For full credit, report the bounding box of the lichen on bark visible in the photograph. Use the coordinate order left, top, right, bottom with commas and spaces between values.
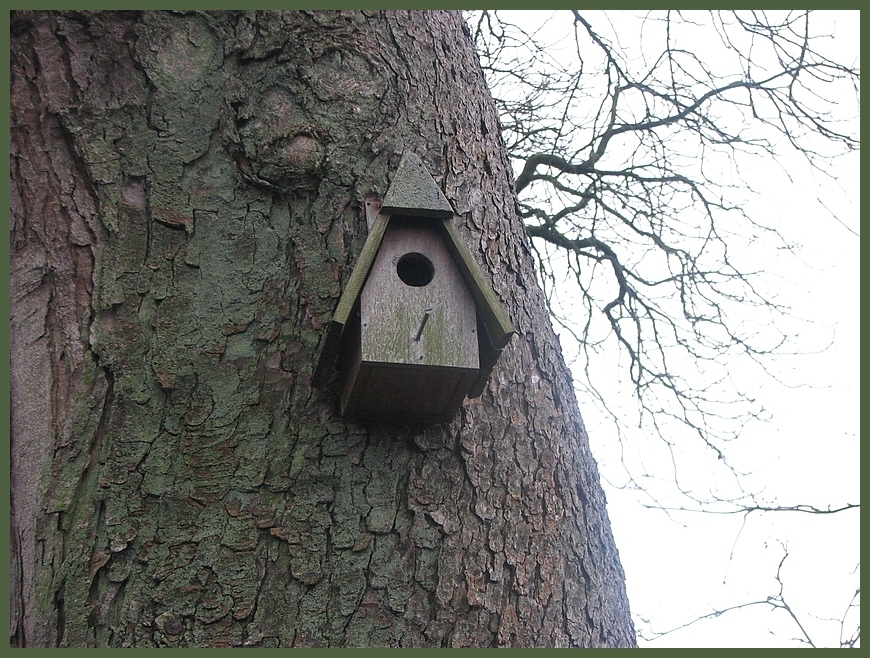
11, 10, 635, 647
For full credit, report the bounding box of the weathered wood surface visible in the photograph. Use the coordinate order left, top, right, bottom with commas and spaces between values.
338, 219, 480, 421
361, 219, 478, 369
438, 217, 515, 349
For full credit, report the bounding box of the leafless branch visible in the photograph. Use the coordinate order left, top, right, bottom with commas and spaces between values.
638, 544, 858, 647
471, 10, 859, 502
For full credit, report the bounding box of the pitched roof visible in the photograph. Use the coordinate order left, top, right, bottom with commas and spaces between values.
381, 153, 455, 218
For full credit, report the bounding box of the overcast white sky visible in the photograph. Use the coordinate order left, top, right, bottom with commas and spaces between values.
591, 141, 859, 646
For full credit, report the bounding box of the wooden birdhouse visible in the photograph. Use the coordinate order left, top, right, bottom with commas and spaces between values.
313, 153, 515, 423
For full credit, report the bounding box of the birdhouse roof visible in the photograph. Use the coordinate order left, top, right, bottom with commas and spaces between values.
312, 154, 515, 388
381, 153, 455, 218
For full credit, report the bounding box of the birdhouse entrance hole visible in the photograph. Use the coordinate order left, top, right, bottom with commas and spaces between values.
397, 252, 434, 287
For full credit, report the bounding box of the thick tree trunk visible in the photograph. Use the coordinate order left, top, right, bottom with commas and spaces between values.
10, 10, 635, 647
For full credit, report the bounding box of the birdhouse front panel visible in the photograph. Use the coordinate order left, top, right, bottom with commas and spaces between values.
339, 217, 480, 421
361, 218, 479, 369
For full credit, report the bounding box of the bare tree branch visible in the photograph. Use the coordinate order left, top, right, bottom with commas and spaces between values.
472, 9, 859, 497
638, 544, 858, 647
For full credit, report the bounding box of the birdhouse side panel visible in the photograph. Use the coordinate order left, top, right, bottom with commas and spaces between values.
360, 220, 479, 370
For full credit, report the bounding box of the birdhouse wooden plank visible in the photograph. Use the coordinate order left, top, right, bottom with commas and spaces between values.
313, 153, 515, 423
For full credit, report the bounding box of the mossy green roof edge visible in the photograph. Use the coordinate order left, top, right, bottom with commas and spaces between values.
312, 212, 391, 388
437, 217, 515, 349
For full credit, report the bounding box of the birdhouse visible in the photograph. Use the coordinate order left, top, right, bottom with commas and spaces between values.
313, 153, 515, 423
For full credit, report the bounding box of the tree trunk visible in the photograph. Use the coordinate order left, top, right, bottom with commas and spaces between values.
10, 10, 635, 647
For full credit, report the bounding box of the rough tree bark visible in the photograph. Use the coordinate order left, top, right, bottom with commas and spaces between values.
10, 10, 636, 647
